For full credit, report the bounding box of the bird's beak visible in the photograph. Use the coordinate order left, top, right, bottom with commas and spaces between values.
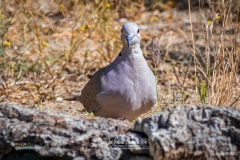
126, 35, 134, 48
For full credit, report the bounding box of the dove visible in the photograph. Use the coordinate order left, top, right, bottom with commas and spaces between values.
74, 22, 157, 121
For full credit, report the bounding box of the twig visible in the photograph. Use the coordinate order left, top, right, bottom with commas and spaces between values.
231, 96, 240, 108
188, 0, 198, 97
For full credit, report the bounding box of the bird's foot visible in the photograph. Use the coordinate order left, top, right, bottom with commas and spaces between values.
118, 118, 126, 121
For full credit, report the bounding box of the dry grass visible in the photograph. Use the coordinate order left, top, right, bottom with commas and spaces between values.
194, 0, 240, 106
0, 0, 239, 117
0, 0, 124, 106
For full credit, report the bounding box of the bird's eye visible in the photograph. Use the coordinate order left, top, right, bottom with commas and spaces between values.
137, 29, 139, 33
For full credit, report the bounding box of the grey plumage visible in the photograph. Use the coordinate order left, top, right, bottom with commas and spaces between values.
78, 22, 157, 121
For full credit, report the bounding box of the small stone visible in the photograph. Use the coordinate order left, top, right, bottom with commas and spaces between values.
56, 97, 63, 102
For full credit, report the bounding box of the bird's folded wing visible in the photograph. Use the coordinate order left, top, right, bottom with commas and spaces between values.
80, 67, 106, 113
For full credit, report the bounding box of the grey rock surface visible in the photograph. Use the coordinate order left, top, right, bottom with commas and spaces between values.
0, 103, 240, 159
134, 106, 240, 159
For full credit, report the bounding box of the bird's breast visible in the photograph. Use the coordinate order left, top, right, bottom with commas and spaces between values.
96, 54, 156, 109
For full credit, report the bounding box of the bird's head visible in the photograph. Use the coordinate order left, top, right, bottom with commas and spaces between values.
121, 22, 141, 48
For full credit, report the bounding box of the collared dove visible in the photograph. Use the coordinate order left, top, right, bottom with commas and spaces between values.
74, 22, 157, 121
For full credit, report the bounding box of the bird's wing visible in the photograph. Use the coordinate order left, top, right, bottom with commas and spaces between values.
80, 67, 106, 113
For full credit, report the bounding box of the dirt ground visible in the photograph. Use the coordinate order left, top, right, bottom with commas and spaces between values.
1, 1, 239, 119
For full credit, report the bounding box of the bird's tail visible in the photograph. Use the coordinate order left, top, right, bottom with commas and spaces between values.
63, 96, 81, 102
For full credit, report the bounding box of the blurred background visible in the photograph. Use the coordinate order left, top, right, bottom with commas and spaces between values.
0, 0, 239, 116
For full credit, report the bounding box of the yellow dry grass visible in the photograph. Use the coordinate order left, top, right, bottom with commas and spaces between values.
0, 0, 239, 118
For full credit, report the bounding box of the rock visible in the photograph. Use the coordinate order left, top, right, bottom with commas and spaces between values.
0, 104, 240, 159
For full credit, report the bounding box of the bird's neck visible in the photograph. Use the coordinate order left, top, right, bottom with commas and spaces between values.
121, 44, 141, 56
